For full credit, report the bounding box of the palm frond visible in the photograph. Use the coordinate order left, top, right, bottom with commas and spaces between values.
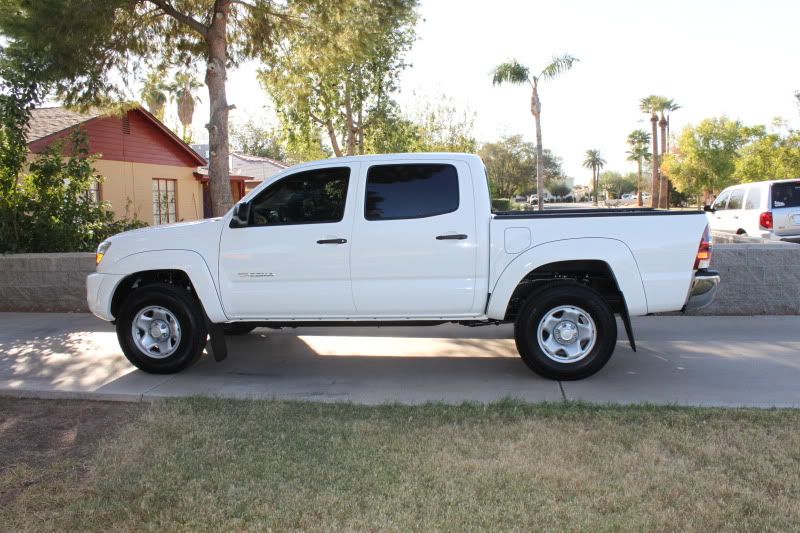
627, 129, 651, 147
491, 61, 530, 86
538, 53, 579, 81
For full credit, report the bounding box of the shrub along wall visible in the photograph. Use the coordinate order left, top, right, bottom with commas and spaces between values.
0, 244, 798, 315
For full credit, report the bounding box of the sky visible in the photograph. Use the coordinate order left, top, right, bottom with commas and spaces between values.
201, 0, 800, 185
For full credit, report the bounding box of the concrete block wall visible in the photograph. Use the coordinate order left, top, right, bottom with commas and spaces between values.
0, 253, 95, 312
0, 244, 798, 315
689, 243, 800, 315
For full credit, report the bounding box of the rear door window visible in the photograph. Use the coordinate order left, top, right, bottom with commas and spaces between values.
365, 164, 459, 220
727, 189, 744, 210
771, 182, 800, 208
744, 187, 761, 210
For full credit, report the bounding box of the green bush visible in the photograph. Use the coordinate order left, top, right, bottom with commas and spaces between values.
491, 198, 511, 211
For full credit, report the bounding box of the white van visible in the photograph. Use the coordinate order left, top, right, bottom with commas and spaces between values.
706, 179, 800, 243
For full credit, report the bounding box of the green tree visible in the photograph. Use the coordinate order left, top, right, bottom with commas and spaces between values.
582, 149, 606, 204
168, 71, 202, 143
626, 129, 651, 206
0, 0, 309, 217
491, 54, 579, 210
598, 170, 637, 199
260, 0, 418, 158
662, 117, 762, 203
479, 135, 537, 199
140, 69, 170, 121
547, 178, 572, 200
734, 128, 800, 183
230, 119, 287, 161
362, 98, 477, 155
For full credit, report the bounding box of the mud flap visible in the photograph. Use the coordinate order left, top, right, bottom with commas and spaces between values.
203, 313, 228, 362
620, 300, 636, 352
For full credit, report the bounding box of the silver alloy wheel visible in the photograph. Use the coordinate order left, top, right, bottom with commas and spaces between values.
536, 305, 597, 363
131, 305, 182, 359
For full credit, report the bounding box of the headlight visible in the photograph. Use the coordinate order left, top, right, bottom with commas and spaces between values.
96, 241, 111, 266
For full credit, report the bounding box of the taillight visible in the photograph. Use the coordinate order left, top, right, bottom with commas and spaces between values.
694, 225, 712, 270
759, 211, 773, 229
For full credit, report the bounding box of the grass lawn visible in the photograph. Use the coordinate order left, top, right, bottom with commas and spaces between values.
2, 398, 799, 532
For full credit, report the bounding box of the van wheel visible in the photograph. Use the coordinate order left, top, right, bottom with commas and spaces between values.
514, 284, 617, 380
116, 283, 206, 374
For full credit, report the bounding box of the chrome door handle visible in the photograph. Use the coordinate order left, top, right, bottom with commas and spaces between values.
436, 234, 468, 240
317, 238, 347, 244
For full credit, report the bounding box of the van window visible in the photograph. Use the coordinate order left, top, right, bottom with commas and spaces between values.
727, 189, 744, 210
712, 190, 731, 210
744, 187, 761, 210
771, 181, 800, 208
365, 164, 459, 220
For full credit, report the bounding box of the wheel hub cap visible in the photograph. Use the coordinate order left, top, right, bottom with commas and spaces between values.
131, 305, 182, 359
536, 305, 597, 363
553, 320, 578, 344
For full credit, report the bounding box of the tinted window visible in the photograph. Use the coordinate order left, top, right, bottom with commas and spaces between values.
365, 164, 459, 220
744, 187, 761, 210
712, 190, 731, 210
771, 181, 800, 208
727, 189, 744, 210
249, 167, 349, 226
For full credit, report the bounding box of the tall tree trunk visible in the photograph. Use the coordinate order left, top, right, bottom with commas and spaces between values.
637, 159, 643, 207
205, 1, 233, 217
650, 113, 660, 209
531, 86, 544, 211
659, 115, 668, 208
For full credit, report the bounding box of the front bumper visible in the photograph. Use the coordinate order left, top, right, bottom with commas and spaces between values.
86, 272, 125, 321
684, 269, 721, 312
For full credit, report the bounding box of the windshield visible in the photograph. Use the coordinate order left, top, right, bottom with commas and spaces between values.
771, 181, 800, 208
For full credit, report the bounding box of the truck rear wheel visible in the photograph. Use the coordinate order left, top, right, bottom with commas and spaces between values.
514, 284, 617, 380
116, 283, 206, 374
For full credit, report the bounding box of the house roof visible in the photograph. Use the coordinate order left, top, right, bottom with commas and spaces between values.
26, 105, 206, 167
27, 107, 101, 143
231, 151, 288, 168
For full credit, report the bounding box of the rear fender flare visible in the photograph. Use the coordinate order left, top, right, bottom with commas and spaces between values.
486, 238, 648, 319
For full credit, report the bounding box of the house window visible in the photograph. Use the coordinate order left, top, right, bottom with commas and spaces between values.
85, 180, 102, 204
152, 178, 177, 225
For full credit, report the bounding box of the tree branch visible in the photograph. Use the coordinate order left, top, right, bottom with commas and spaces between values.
147, 0, 209, 37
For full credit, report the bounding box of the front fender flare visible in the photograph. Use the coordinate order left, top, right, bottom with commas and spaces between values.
486, 238, 648, 320
106, 249, 228, 323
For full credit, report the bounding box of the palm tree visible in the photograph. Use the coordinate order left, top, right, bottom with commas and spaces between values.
660, 99, 680, 208
639, 95, 665, 208
169, 72, 202, 143
582, 149, 606, 205
626, 129, 651, 206
140, 70, 169, 121
492, 54, 579, 211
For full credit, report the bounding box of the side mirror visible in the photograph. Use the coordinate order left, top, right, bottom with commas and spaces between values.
703, 204, 715, 213
231, 201, 251, 227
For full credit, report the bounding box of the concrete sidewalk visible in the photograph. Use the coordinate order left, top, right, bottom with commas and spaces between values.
1, 313, 798, 407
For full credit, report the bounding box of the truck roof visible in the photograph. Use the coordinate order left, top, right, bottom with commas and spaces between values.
285, 152, 483, 172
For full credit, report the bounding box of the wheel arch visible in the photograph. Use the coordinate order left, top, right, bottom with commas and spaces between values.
486, 238, 648, 321
106, 250, 227, 322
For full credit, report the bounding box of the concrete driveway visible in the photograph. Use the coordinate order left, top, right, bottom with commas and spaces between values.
1, 312, 799, 407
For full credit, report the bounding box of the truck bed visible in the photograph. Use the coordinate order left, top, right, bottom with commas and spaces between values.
493, 208, 703, 219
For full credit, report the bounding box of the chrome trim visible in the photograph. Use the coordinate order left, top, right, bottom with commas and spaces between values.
684, 269, 721, 312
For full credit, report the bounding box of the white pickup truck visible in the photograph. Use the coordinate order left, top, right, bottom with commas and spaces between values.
87, 153, 719, 380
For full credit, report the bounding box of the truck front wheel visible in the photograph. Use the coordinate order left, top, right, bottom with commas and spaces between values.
514, 284, 617, 380
116, 283, 206, 374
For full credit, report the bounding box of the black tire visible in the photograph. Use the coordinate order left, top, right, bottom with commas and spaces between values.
514, 283, 617, 380
223, 323, 257, 336
116, 283, 206, 374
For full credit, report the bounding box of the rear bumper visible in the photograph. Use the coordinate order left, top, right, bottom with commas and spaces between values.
683, 269, 721, 312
